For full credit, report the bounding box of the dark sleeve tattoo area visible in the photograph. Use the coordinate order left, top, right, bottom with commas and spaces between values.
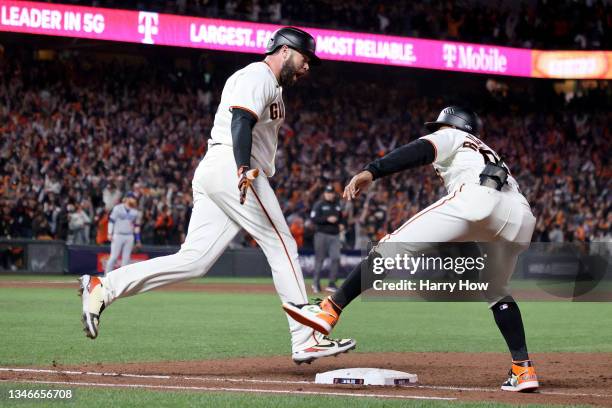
231, 108, 258, 169
364, 139, 436, 180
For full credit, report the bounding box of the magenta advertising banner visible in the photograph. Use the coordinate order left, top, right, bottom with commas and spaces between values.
1, 1, 610, 78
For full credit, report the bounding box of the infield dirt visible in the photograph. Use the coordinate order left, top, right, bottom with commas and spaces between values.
2, 352, 611, 406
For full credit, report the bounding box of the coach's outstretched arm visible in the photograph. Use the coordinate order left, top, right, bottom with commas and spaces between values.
231, 108, 259, 204
366, 138, 436, 179
344, 139, 436, 200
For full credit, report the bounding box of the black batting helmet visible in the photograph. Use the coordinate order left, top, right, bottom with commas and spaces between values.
424, 106, 481, 135
265, 27, 321, 65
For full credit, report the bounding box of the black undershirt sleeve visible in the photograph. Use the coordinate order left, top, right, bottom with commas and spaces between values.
231, 108, 258, 169
364, 138, 436, 180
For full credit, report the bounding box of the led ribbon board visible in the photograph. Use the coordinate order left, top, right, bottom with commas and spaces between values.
1, 1, 610, 78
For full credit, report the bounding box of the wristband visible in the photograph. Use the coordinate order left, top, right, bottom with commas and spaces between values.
238, 165, 250, 176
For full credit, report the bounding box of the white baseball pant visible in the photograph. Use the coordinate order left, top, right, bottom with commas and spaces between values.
99, 145, 313, 351
105, 234, 135, 274
375, 183, 536, 306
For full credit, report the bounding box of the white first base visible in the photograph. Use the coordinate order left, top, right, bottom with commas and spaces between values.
315, 368, 418, 386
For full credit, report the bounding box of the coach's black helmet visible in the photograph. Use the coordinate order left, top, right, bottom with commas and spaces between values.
266, 27, 321, 65
424, 106, 481, 135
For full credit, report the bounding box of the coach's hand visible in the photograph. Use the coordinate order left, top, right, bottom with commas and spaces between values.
238, 166, 260, 205
343, 170, 374, 201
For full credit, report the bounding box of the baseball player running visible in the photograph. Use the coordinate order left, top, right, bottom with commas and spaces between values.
283, 107, 539, 390
105, 192, 142, 274
80, 27, 356, 364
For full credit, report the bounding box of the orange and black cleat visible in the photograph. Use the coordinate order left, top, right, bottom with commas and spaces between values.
282, 297, 342, 336
501, 360, 539, 392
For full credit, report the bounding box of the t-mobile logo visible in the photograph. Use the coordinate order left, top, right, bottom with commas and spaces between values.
442, 44, 457, 68
442, 43, 508, 72
138, 12, 159, 44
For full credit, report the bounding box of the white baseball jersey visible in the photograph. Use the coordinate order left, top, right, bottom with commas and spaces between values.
421, 128, 520, 194
97, 61, 319, 354
375, 128, 535, 308
210, 61, 285, 177
108, 203, 141, 236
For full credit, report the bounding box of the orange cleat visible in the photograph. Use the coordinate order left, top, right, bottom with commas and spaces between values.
501, 360, 539, 392
282, 297, 342, 336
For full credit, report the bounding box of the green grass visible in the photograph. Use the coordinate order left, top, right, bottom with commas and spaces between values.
0, 383, 592, 408
0, 284, 611, 366
4, 273, 610, 294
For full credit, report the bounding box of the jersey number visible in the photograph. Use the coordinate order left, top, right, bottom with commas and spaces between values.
462, 141, 510, 173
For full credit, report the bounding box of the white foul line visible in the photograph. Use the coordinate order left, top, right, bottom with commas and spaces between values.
0, 280, 75, 285
2, 367, 611, 399
0, 368, 171, 379
184, 376, 311, 385
0, 379, 456, 401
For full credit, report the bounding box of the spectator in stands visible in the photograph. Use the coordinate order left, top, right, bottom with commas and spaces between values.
154, 205, 174, 245
67, 203, 91, 244
95, 208, 110, 245
10, 203, 32, 239
289, 215, 305, 249
103, 182, 122, 212
0, 203, 12, 238
32, 208, 53, 240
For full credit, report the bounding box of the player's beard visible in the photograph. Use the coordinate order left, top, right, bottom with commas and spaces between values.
278, 56, 300, 88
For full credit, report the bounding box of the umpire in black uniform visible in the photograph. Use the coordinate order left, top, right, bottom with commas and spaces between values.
310, 185, 343, 293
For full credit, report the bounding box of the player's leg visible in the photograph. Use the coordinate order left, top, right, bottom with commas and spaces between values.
80, 187, 241, 339
486, 243, 538, 392
101, 191, 240, 304
482, 195, 538, 391
242, 179, 355, 359
208, 175, 309, 346
312, 232, 325, 292
104, 236, 122, 274
204, 160, 355, 358
120, 235, 134, 267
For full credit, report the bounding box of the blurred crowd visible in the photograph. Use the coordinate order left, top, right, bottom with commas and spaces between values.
55, 0, 612, 50
0, 50, 610, 249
